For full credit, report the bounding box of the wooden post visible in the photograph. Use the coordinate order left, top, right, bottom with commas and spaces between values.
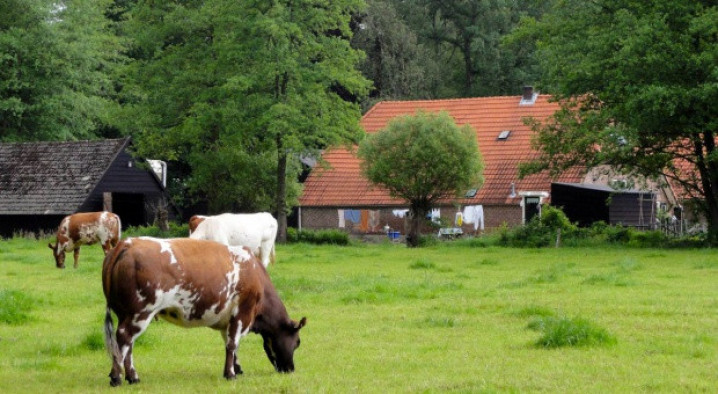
103, 192, 112, 212
555, 228, 561, 248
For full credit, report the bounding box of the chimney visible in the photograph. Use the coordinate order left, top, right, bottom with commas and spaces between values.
519, 85, 537, 105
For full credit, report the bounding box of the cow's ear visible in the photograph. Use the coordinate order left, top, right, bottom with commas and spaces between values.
294, 317, 307, 330
48, 243, 55, 250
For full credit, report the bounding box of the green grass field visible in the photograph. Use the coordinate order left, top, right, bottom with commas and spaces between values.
1, 237, 716, 393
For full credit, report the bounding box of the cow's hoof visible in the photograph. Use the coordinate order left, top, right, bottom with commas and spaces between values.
126, 377, 140, 385
223, 373, 237, 381
234, 363, 244, 375
109, 377, 122, 387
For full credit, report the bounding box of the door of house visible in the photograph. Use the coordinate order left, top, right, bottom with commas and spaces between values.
112, 193, 146, 228
524, 196, 541, 223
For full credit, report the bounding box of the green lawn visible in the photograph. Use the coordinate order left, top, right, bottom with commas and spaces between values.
0, 237, 716, 393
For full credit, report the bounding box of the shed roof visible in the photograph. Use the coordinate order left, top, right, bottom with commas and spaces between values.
300, 94, 585, 207
0, 138, 130, 215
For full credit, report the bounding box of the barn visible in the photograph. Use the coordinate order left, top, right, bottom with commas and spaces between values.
0, 137, 176, 238
550, 183, 658, 229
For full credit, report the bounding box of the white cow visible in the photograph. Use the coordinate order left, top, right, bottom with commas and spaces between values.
189, 212, 278, 267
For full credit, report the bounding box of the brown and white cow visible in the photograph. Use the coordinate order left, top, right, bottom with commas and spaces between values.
48, 211, 121, 269
102, 237, 306, 386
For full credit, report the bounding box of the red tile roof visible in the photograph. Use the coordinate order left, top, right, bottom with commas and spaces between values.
300, 95, 585, 207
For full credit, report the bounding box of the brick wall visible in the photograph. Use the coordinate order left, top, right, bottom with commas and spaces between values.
299, 204, 524, 235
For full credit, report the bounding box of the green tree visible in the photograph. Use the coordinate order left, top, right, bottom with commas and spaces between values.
0, 0, 124, 141
231, 0, 371, 242
351, 0, 435, 103
115, 0, 279, 214
517, 1, 718, 242
358, 111, 484, 247
120, 0, 370, 242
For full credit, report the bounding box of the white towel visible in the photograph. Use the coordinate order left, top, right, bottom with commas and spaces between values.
338, 209, 345, 228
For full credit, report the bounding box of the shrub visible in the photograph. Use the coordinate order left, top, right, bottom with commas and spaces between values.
528, 316, 616, 348
0, 289, 35, 325
540, 205, 577, 233
124, 222, 189, 238
287, 228, 349, 245
627, 230, 667, 248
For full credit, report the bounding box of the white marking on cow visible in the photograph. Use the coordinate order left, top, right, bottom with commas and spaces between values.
138, 236, 179, 265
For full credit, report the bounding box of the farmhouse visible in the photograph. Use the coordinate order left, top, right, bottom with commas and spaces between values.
0, 137, 175, 237
298, 89, 679, 236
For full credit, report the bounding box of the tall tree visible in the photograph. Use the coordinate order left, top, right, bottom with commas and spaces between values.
351, 0, 434, 103
517, 1, 718, 242
413, 0, 529, 97
0, 0, 124, 141
358, 111, 484, 247
115, 0, 280, 214
119, 0, 370, 239
232, 0, 371, 242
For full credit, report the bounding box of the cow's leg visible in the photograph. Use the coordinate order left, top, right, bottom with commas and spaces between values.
117, 312, 153, 385
222, 317, 243, 380
220, 329, 242, 378
102, 240, 111, 255
259, 243, 270, 267
223, 296, 258, 379
73, 248, 80, 269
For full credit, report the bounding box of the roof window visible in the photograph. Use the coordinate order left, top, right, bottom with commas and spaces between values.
497, 130, 511, 140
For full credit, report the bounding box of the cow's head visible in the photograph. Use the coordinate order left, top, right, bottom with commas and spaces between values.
48, 242, 66, 269
262, 317, 306, 373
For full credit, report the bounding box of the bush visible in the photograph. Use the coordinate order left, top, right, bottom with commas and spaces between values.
124, 222, 189, 238
0, 289, 35, 325
528, 316, 616, 348
287, 228, 350, 245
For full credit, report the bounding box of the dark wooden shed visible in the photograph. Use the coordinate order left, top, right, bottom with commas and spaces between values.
551, 183, 656, 229
0, 137, 176, 237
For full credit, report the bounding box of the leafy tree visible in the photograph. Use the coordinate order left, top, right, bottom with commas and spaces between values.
351, 0, 435, 103
119, 0, 370, 242
115, 0, 280, 214
230, 0, 371, 242
407, 0, 534, 97
0, 0, 124, 141
517, 1, 718, 243
358, 111, 484, 247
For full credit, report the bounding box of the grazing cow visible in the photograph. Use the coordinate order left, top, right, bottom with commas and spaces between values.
188, 214, 207, 235
102, 237, 306, 386
189, 212, 278, 268
48, 211, 121, 269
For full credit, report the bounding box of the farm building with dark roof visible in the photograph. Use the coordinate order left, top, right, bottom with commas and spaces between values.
0, 137, 176, 237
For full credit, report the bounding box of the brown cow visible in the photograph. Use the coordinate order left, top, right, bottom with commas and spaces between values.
48, 211, 121, 269
188, 214, 206, 235
102, 237, 306, 386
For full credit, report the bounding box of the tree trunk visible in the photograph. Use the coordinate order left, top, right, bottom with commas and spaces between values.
406, 204, 428, 248
275, 136, 288, 243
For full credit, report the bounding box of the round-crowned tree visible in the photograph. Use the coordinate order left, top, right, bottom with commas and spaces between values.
358, 110, 484, 247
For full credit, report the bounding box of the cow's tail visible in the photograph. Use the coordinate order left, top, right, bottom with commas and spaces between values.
104, 307, 122, 364
270, 243, 276, 265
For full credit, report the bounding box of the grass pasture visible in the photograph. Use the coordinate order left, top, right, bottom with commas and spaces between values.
0, 237, 716, 393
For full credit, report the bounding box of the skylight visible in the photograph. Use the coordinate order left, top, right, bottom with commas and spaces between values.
497, 130, 511, 140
